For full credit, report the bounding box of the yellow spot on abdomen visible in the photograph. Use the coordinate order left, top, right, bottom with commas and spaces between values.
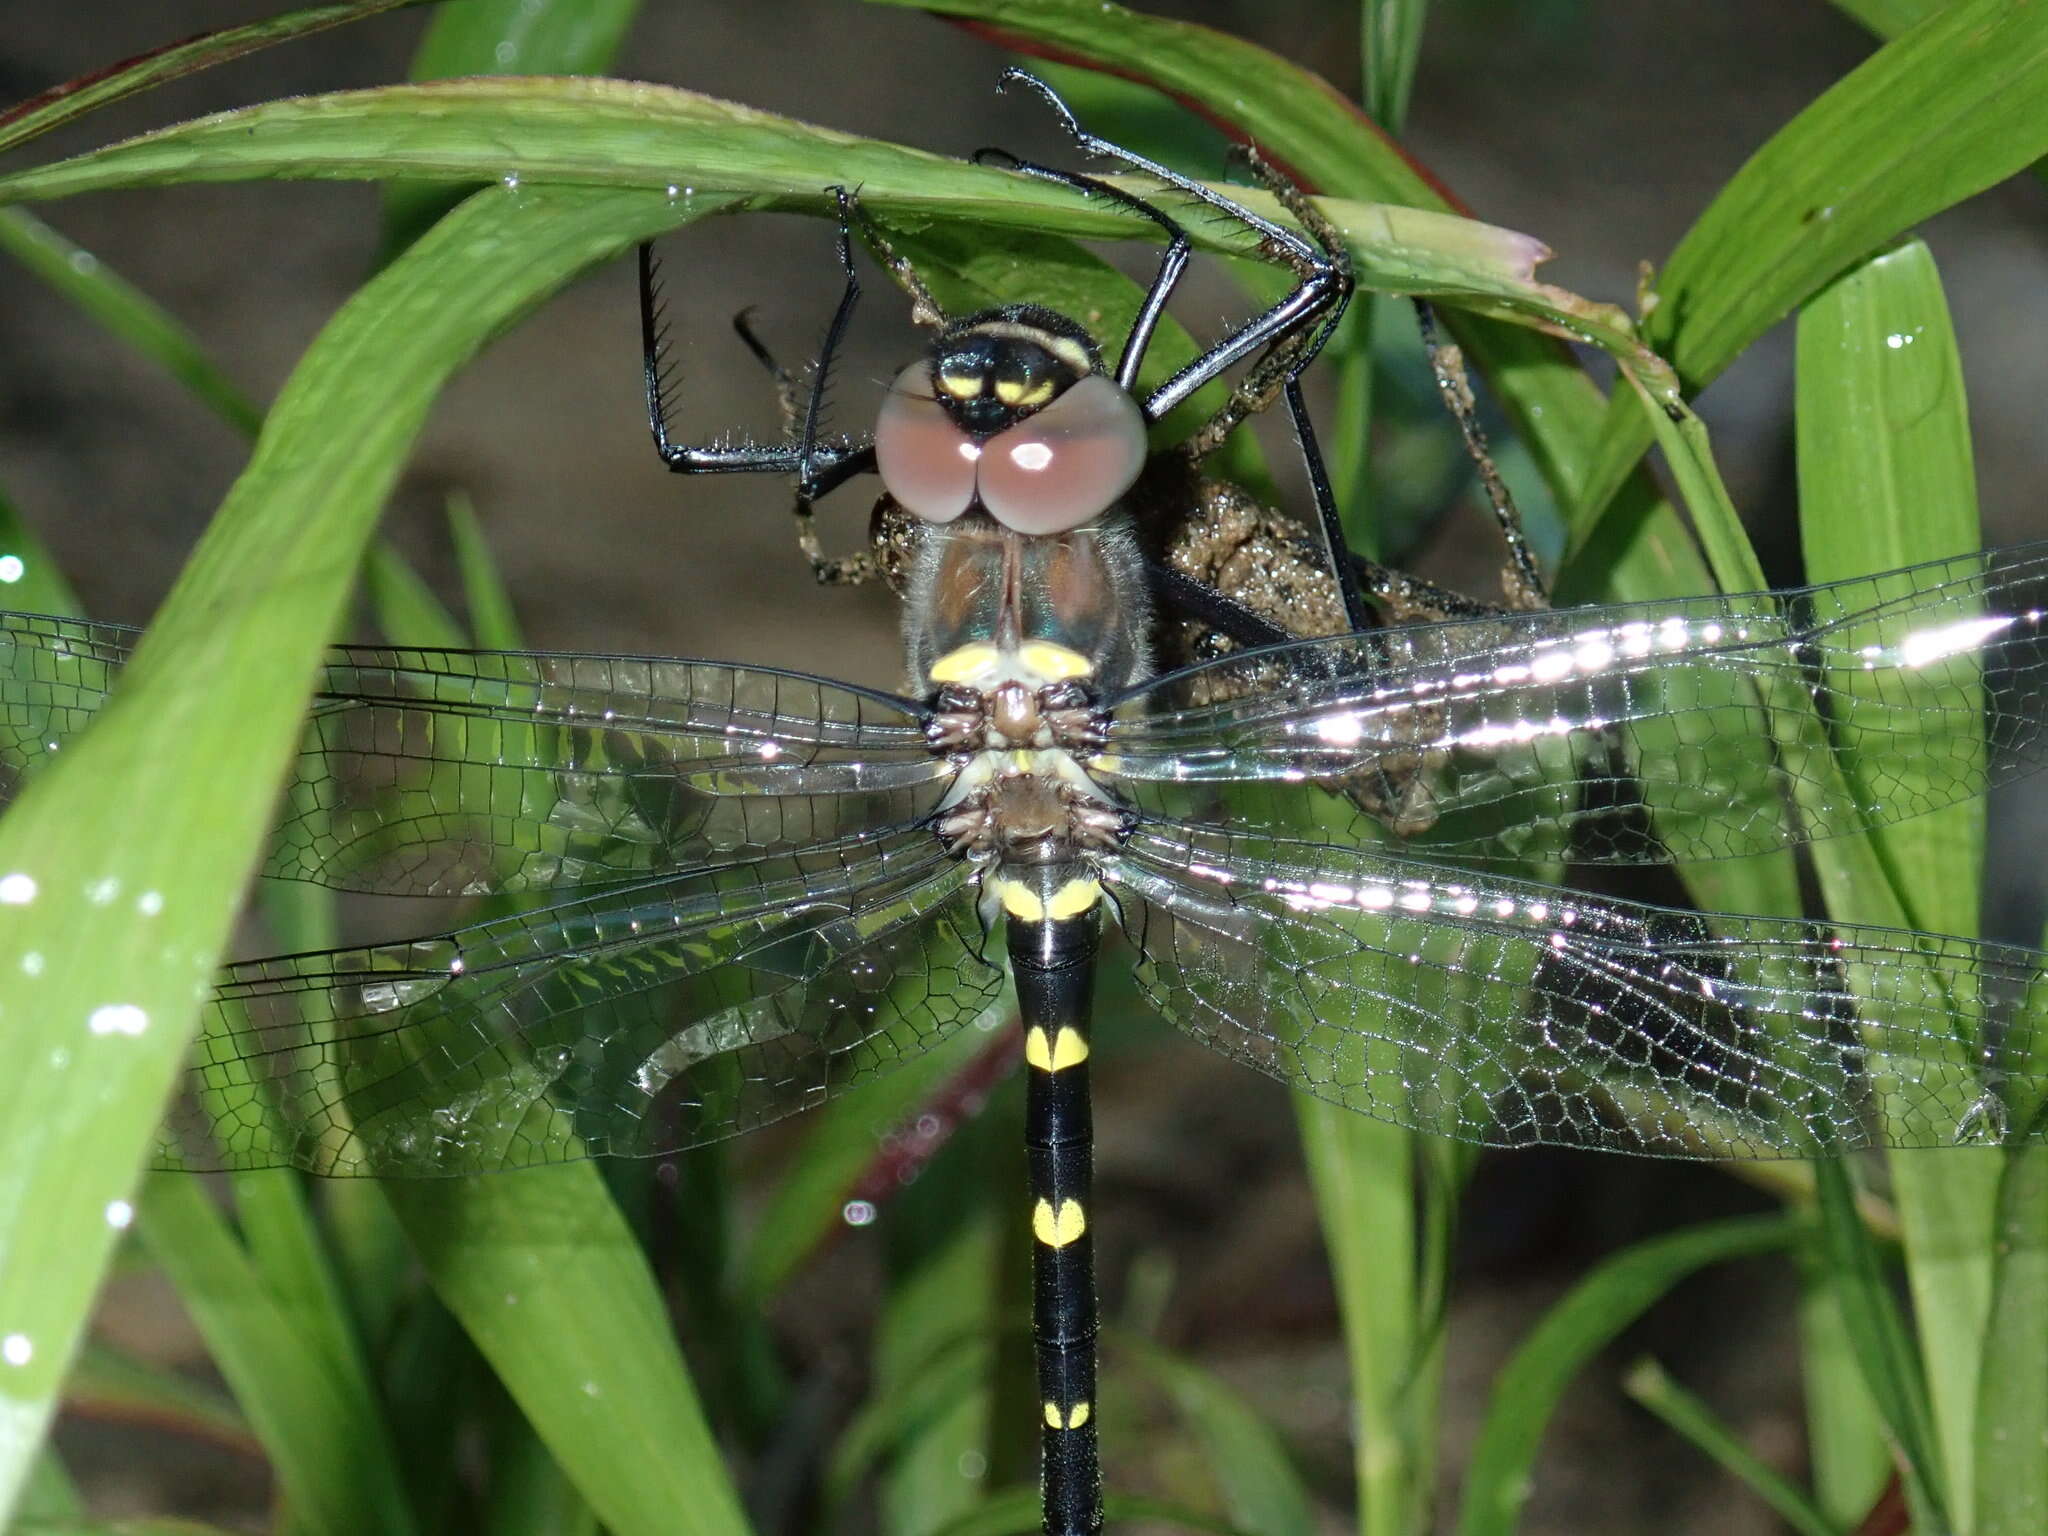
1043, 1399, 1092, 1430
1017, 641, 1093, 682
1033, 1197, 1087, 1248
995, 877, 1044, 923
1045, 877, 1101, 921
1025, 1025, 1090, 1072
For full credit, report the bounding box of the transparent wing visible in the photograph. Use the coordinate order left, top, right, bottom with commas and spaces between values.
160, 827, 1003, 1175
0, 615, 949, 894
1105, 821, 2047, 1157
1101, 542, 2048, 866
0, 612, 130, 790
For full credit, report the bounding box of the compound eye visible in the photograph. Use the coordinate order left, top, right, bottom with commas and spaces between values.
976, 374, 1148, 536
875, 362, 979, 523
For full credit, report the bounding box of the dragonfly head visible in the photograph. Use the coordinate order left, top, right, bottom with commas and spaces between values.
876, 306, 1148, 536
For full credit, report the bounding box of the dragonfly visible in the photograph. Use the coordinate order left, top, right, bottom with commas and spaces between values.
9, 77, 2048, 1536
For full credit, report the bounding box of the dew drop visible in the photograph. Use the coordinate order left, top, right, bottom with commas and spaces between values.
1, 1334, 31, 1367
842, 1199, 877, 1227
88, 1003, 149, 1037
105, 1199, 134, 1230
0, 872, 37, 905
0, 555, 23, 584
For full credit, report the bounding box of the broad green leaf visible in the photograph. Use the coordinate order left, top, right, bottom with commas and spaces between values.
0, 180, 729, 1521
1797, 239, 2001, 1520
0, 80, 1626, 361
1455, 1215, 1798, 1536
1581, 0, 2048, 534
383, 0, 643, 254
1974, 1146, 2048, 1536
385, 1166, 747, 1536
1621, 1357, 1840, 1536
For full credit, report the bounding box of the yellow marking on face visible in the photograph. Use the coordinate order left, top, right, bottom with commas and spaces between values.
937, 370, 981, 399
1032, 1197, 1087, 1248
1025, 1025, 1088, 1072
1043, 1400, 1092, 1430
927, 642, 999, 684
994, 376, 1057, 408
1017, 641, 1094, 682
995, 877, 1045, 923
1045, 877, 1102, 922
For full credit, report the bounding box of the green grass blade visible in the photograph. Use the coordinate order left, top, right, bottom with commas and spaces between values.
0, 180, 725, 1522
1796, 1241, 1891, 1526
135, 1176, 420, 1536
447, 492, 525, 652
1813, 1157, 1948, 1529
364, 538, 469, 649
1454, 1215, 1799, 1536
873, 1200, 999, 1535
0, 488, 80, 617
1581, 0, 2048, 529
1796, 238, 2000, 1522
384, 1167, 749, 1536
1294, 1101, 1436, 1536
0, 0, 433, 155
0, 211, 261, 436
1360, 0, 1428, 130
1621, 1357, 1842, 1536
1974, 1146, 2048, 1536
1118, 1334, 1317, 1536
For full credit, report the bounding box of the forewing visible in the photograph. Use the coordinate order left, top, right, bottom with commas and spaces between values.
0, 615, 947, 895
160, 828, 1003, 1175
277, 649, 946, 894
1101, 543, 2048, 866
1105, 821, 2047, 1157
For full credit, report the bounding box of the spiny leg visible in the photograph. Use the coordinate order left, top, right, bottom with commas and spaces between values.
994, 69, 1351, 423
729, 308, 881, 587
971, 147, 1192, 393
636, 191, 882, 585
1413, 298, 1549, 611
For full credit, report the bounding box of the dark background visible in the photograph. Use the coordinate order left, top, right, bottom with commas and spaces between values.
6, 2, 2044, 1530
